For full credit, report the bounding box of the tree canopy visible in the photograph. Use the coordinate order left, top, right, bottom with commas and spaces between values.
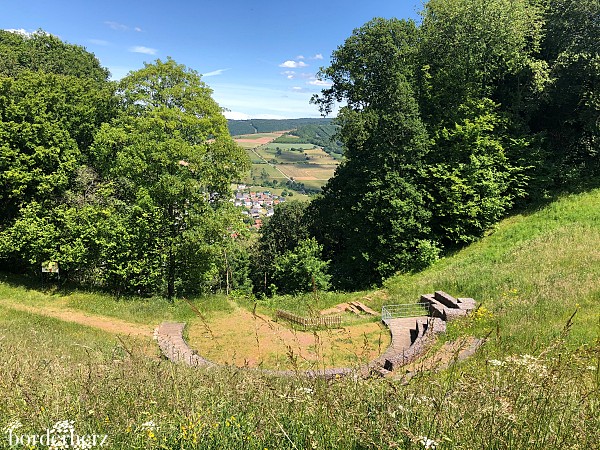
305, 0, 600, 289
0, 34, 250, 298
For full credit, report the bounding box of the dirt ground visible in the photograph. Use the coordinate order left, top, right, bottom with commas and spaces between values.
186, 305, 390, 370
0, 300, 153, 338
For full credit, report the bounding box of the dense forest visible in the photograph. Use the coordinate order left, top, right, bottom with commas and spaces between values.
0, 30, 249, 298
1, 0, 599, 297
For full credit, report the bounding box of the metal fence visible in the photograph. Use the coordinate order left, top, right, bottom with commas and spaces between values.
276, 309, 342, 330
381, 303, 431, 324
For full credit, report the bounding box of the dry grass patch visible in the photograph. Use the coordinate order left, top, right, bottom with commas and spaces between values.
278, 164, 337, 180
186, 304, 390, 370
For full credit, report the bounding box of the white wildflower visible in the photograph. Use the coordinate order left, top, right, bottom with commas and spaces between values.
396, 404, 410, 413
72, 437, 94, 450
296, 387, 314, 395
505, 354, 548, 376
51, 419, 75, 435
420, 436, 438, 449
488, 359, 505, 367
586, 365, 597, 371
140, 420, 157, 431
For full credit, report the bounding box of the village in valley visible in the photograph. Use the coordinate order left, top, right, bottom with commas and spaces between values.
231, 184, 286, 229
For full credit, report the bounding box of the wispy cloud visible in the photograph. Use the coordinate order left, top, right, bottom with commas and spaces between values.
308, 79, 332, 87
312, 53, 324, 60
129, 46, 157, 55
297, 55, 305, 60
224, 111, 251, 120
292, 86, 304, 91
203, 68, 230, 77
4, 28, 34, 37
134, 27, 142, 32
279, 60, 308, 69
88, 38, 109, 46
104, 21, 128, 31
282, 71, 296, 79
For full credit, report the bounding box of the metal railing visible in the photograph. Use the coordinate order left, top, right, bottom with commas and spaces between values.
381, 303, 430, 324
276, 309, 342, 330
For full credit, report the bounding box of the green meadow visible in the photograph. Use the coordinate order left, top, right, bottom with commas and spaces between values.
1, 188, 598, 449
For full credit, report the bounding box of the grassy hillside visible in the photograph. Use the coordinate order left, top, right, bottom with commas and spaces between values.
0, 189, 598, 448
381, 188, 600, 351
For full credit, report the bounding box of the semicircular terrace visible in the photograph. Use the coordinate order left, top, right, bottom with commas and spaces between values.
154, 291, 476, 378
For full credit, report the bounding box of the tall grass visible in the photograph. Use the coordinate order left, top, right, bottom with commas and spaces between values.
0, 307, 597, 449
1, 188, 600, 448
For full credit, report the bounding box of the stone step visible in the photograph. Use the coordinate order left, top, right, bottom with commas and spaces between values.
434, 291, 461, 309
350, 301, 379, 316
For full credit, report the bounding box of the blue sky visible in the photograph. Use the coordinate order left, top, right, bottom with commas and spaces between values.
1, 0, 421, 119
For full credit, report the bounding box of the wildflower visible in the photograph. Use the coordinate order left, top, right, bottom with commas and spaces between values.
140, 420, 157, 431
420, 436, 438, 449
51, 420, 75, 435
488, 359, 505, 367
586, 366, 597, 371
505, 354, 548, 377
296, 387, 314, 395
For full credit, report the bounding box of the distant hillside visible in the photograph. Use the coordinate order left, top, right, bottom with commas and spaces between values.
229, 118, 344, 157
227, 118, 334, 136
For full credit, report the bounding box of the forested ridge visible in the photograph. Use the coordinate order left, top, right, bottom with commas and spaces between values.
1, 0, 599, 297
227, 118, 334, 136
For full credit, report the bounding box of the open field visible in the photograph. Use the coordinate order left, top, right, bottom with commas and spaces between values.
234, 131, 339, 191
255, 147, 307, 163
278, 164, 337, 181
0, 275, 387, 371
187, 305, 388, 369
233, 132, 289, 149
263, 143, 317, 151
247, 163, 288, 181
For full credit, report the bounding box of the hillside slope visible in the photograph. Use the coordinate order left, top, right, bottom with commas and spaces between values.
380, 188, 600, 350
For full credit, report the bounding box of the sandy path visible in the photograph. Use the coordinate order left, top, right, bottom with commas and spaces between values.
0, 300, 153, 338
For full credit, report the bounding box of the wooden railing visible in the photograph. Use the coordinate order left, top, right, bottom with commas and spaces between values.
276, 309, 342, 330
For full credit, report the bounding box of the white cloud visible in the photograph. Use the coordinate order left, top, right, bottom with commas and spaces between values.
88, 39, 109, 46
281, 70, 296, 79
104, 21, 128, 31
134, 27, 142, 32
4, 28, 34, 37
130, 46, 157, 55
292, 87, 303, 91
223, 111, 290, 120
255, 114, 290, 119
313, 53, 324, 60
279, 60, 308, 68
308, 79, 332, 87
297, 55, 305, 60
224, 111, 251, 120
203, 68, 230, 77
210, 82, 323, 118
